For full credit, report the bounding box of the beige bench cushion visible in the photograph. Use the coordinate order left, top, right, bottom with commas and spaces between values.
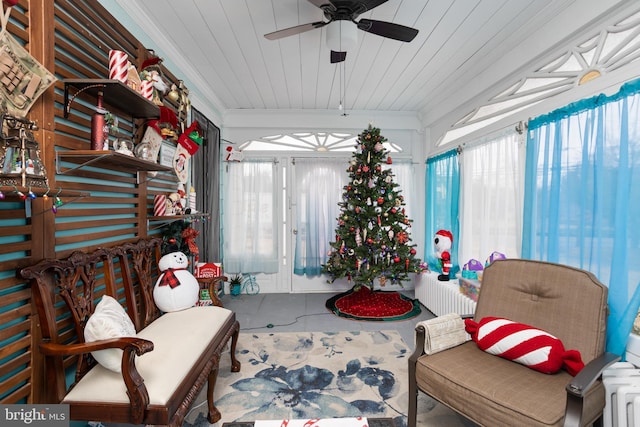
416, 342, 605, 427
64, 306, 232, 405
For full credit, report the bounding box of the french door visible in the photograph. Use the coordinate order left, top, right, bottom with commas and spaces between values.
287, 157, 351, 293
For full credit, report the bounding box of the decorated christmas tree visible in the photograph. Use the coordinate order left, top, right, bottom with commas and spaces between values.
322, 125, 422, 289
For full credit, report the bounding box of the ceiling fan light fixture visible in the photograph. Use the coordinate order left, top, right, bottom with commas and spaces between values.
326, 20, 358, 52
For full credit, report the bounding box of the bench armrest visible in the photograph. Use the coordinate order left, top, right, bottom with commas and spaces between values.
40, 337, 154, 357
40, 337, 153, 425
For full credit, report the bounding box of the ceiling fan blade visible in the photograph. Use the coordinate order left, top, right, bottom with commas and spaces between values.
264, 21, 327, 40
348, 0, 389, 18
307, 0, 336, 12
357, 19, 418, 42
359, 0, 388, 12
330, 50, 347, 63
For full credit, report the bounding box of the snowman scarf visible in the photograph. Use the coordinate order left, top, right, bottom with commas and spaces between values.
158, 268, 186, 288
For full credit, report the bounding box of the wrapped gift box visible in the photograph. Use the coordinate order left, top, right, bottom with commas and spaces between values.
196, 288, 214, 306
459, 277, 481, 302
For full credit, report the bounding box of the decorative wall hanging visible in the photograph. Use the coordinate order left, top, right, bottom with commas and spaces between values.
0, 4, 56, 117
173, 121, 202, 183
0, 113, 48, 188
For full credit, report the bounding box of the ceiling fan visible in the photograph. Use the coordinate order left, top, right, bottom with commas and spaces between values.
264, 0, 419, 63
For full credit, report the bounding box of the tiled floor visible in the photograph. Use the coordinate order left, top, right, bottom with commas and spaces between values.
218, 289, 435, 347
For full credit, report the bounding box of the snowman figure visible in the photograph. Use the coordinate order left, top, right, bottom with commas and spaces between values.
153, 249, 199, 312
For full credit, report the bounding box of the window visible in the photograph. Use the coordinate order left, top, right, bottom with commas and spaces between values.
222, 160, 278, 273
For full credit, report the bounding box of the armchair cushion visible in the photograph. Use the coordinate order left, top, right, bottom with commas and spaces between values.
415, 342, 605, 426
465, 316, 584, 375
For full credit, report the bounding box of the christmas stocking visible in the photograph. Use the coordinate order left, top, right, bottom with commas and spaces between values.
173, 121, 202, 183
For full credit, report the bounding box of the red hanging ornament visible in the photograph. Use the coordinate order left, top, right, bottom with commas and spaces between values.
386, 156, 393, 164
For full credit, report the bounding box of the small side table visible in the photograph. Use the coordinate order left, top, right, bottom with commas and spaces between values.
196, 275, 227, 307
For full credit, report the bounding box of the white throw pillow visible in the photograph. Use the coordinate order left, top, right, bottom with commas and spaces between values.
84, 295, 136, 373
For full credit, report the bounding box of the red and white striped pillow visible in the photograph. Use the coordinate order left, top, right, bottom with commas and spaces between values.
464, 317, 584, 376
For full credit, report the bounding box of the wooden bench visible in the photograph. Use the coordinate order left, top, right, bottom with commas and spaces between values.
20, 237, 240, 426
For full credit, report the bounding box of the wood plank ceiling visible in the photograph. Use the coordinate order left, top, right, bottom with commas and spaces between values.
110, 0, 638, 135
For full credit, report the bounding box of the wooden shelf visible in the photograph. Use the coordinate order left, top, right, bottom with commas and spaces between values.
56, 150, 173, 174
64, 79, 160, 119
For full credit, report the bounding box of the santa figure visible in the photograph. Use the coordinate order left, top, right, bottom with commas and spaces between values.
434, 229, 453, 281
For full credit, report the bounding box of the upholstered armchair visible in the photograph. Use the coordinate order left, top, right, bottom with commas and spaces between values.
409, 259, 621, 427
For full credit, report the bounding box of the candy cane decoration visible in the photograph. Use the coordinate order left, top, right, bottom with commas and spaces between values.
139, 80, 154, 100
109, 50, 129, 83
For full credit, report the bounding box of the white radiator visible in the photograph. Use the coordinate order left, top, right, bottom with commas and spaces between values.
415, 272, 476, 316
603, 362, 640, 427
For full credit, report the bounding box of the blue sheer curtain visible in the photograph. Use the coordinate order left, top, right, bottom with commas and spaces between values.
293, 158, 348, 276
523, 78, 640, 356
425, 149, 460, 275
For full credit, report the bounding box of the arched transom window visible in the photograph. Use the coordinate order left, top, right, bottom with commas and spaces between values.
440, 9, 640, 146
240, 132, 402, 152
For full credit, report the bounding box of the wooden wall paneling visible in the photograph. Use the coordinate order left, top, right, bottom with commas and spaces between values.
0, 0, 44, 405
0, 0, 186, 406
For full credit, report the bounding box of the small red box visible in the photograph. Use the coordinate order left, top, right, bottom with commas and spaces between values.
195, 262, 222, 278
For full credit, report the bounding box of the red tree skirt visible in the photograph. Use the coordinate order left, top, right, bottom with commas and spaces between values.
326, 286, 422, 321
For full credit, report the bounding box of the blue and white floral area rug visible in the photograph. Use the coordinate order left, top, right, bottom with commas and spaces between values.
184, 331, 467, 427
